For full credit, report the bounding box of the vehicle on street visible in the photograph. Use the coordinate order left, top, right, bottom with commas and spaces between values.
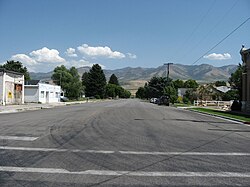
158, 96, 170, 106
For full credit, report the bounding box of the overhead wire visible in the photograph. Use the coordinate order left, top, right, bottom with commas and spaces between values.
170, 0, 216, 61
192, 16, 250, 65
179, 0, 238, 63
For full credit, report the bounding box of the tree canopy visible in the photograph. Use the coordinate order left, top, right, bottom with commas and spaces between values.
0, 60, 30, 80
85, 64, 107, 98
108, 74, 119, 85
184, 79, 199, 89
51, 65, 82, 99
229, 63, 243, 100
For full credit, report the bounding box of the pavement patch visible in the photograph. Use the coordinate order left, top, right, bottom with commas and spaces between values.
0, 166, 250, 177
0, 136, 39, 141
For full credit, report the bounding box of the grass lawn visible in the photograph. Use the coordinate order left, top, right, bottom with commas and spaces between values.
189, 107, 250, 122
174, 103, 192, 107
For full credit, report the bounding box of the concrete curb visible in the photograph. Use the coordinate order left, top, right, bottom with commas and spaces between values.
185, 108, 249, 125
0, 99, 111, 114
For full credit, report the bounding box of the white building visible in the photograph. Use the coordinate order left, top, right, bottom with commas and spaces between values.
24, 81, 61, 103
0, 69, 25, 105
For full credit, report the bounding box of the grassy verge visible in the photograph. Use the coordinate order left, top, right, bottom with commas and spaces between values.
174, 103, 192, 107
189, 107, 250, 122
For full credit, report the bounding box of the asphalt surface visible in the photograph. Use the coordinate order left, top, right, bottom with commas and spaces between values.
0, 99, 249, 186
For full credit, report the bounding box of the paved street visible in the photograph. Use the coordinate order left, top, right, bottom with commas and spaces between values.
0, 99, 250, 186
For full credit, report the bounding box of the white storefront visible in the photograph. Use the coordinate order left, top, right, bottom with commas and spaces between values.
0, 70, 25, 105
24, 83, 61, 103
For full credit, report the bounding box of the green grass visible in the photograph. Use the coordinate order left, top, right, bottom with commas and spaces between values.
174, 103, 192, 107
189, 107, 250, 122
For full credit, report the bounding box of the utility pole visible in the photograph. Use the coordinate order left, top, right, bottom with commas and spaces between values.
164, 62, 173, 80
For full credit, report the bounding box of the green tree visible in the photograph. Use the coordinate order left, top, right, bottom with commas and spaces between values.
52, 65, 82, 99
81, 72, 89, 86
229, 64, 243, 100
164, 85, 177, 104
0, 60, 30, 80
184, 89, 197, 103
173, 79, 184, 89
116, 86, 131, 98
105, 83, 117, 98
222, 90, 240, 101
85, 64, 106, 98
146, 76, 170, 98
68, 67, 82, 99
184, 79, 199, 89
108, 74, 119, 85
215, 81, 227, 87
136, 87, 145, 99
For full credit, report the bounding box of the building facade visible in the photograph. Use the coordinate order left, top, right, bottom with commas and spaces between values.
24, 82, 61, 103
240, 45, 250, 113
0, 69, 25, 105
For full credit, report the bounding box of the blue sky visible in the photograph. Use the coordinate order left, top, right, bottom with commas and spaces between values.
0, 0, 250, 72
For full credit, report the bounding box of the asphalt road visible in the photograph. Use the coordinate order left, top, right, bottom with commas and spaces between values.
0, 99, 250, 187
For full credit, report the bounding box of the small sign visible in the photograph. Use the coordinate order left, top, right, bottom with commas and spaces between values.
8, 92, 12, 98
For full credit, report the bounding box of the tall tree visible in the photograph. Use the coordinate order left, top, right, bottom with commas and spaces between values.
136, 87, 146, 99
184, 79, 199, 89
108, 74, 119, 85
173, 79, 184, 88
81, 72, 89, 86
52, 65, 82, 99
0, 60, 30, 80
146, 76, 170, 98
85, 64, 106, 98
229, 63, 243, 100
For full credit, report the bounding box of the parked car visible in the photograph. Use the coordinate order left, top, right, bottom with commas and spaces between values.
150, 98, 158, 103
158, 96, 170, 106
60, 96, 69, 102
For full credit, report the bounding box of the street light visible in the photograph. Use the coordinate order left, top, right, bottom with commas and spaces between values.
163, 62, 173, 80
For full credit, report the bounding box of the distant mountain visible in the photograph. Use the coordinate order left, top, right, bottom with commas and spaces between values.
30, 64, 238, 83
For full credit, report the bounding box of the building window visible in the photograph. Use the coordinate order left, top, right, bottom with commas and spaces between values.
40, 91, 44, 98
56, 92, 60, 98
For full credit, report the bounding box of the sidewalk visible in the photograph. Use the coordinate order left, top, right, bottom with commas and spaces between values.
0, 101, 89, 114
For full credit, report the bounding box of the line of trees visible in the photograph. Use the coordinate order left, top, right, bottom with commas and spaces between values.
136, 77, 198, 104
136, 64, 243, 105
52, 64, 131, 99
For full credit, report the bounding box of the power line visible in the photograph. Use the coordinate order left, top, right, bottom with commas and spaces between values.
170, 0, 216, 61
179, 0, 238, 62
192, 16, 250, 65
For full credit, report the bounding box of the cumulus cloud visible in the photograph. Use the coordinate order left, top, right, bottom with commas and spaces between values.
65, 48, 77, 57
11, 54, 37, 65
203, 53, 232, 60
127, 53, 137, 59
66, 59, 105, 69
77, 44, 125, 59
30, 47, 65, 63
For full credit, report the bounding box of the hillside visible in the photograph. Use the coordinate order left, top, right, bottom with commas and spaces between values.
30, 64, 237, 94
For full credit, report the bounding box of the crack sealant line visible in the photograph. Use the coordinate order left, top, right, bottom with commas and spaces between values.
0, 166, 250, 177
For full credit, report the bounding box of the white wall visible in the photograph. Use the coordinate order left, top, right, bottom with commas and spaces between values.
1, 73, 24, 105
24, 86, 39, 103
39, 83, 61, 103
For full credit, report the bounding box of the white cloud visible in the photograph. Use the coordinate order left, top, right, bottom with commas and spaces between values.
11, 54, 37, 65
77, 44, 125, 59
65, 48, 77, 57
127, 53, 137, 59
66, 59, 105, 69
30, 47, 65, 63
203, 53, 232, 60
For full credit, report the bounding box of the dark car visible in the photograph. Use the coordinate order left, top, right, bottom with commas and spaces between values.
60, 96, 69, 102
158, 96, 170, 106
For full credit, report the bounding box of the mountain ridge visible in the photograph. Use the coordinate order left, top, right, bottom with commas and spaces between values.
30, 64, 238, 84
